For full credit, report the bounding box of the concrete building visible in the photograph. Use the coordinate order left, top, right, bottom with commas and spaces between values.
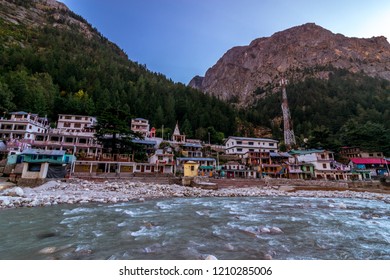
131, 118, 150, 137
224, 136, 279, 156
0, 111, 49, 145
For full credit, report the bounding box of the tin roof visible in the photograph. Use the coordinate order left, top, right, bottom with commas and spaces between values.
21, 149, 65, 156
350, 158, 389, 165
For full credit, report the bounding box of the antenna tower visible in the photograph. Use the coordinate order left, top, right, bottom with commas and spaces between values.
280, 78, 296, 150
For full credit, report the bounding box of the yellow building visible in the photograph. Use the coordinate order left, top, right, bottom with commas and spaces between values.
183, 161, 199, 177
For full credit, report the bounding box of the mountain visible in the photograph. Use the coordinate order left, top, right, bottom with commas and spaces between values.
189, 23, 390, 106
0, 0, 239, 143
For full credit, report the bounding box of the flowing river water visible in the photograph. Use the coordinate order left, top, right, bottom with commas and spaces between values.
0, 196, 389, 260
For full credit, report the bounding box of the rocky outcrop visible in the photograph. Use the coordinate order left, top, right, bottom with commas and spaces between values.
0, 0, 97, 39
190, 23, 390, 106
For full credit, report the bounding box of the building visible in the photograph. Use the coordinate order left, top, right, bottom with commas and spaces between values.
289, 149, 355, 180
20, 149, 76, 180
0, 111, 49, 146
340, 147, 384, 159
348, 158, 390, 178
183, 161, 199, 177
148, 148, 174, 174
172, 122, 186, 143
131, 118, 150, 137
181, 143, 203, 158
176, 157, 216, 175
57, 114, 96, 132
224, 136, 279, 157
32, 114, 101, 157
220, 161, 256, 179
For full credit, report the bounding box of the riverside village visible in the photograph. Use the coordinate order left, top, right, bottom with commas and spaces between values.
0, 110, 389, 192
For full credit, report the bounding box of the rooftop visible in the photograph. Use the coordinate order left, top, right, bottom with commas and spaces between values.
350, 158, 390, 165
225, 136, 279, 143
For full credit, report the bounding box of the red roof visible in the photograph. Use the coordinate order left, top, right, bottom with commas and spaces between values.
351, 158, 390, 165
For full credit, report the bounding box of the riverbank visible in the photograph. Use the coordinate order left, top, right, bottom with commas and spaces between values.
1, 178, 390, 209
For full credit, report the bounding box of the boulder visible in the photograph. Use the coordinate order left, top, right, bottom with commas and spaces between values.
204, 254, 218, 260
259, 226, 271, 233
270, 227, 284, 234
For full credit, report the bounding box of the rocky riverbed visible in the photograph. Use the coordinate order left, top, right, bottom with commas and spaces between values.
1, 179, 390, 209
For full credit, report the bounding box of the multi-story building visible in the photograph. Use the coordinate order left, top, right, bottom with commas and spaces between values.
131, 118, 150, 137
339, 147, 384, 159
0, 111, 49, 144
32, 114, 101, 156
289, 149, 357, 180
57, 114, 97, 132
224, 136, 279, 156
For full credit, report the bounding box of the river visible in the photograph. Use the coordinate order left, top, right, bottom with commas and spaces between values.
0, 196, 389, 260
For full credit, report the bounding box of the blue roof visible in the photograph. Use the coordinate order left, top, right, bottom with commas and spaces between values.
289, 149, 327, 155
132, 139, 156, 146
182, 143, 203, 148
270, 152, 291, 157
22, 149, 65, 156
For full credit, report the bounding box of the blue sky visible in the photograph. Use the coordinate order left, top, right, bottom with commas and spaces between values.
59, 0, 390, 84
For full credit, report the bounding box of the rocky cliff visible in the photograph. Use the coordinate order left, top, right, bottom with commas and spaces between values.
0, 0, 97, 39
189, 23, 390, 106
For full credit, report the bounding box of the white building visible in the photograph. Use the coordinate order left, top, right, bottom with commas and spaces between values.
224, 136, 279, 156
57, 114, 96, 132
131, 118, 150, 137
32, 114, 101, 156
289, 149, 356, 180
0, 111, 49, 142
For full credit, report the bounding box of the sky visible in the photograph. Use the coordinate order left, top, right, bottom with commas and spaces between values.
58, 0, 390, 84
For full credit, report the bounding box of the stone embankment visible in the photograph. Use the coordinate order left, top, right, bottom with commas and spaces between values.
1, 178, 390, 209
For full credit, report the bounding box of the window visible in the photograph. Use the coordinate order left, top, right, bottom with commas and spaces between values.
28, 163, 41, 172
75, 117, 82, 120
237, 141, 242, 145
191, 166, 195, 171
15, 125, 26, 130
74, 123, 81, 128
269, 143, 275, 146
248, 142, 254, 145
369, 153, 373, 157
78, 138, 87, 144
322, 164, 327, 169
237, 148, 242, 152
65, 116, 71, 120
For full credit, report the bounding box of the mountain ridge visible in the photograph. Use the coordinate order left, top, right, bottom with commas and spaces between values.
189, 23, 390, 106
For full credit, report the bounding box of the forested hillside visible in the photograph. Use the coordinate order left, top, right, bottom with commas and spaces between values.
0, 2, 237, 143
0, 0, 389, 154
243, 69, 390, 154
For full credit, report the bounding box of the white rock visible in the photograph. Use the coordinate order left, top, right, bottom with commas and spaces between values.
39, 247, 57, 254
259, 227, 271, 233
204, 254, 218, 260
270, 227, 284, 234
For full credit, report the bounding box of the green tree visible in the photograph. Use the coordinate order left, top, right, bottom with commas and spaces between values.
94, 107, 138, 155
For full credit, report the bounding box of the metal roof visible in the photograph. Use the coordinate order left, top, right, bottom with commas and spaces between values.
21, 149, 65, 156
132, 139, 157, 145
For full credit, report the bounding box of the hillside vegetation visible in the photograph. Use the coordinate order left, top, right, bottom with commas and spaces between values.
0, 0, 389, 154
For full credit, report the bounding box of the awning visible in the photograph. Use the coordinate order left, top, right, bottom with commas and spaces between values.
199, 166, 214, 170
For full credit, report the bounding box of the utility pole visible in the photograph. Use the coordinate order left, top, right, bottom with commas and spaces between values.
280, 78, 296, 150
